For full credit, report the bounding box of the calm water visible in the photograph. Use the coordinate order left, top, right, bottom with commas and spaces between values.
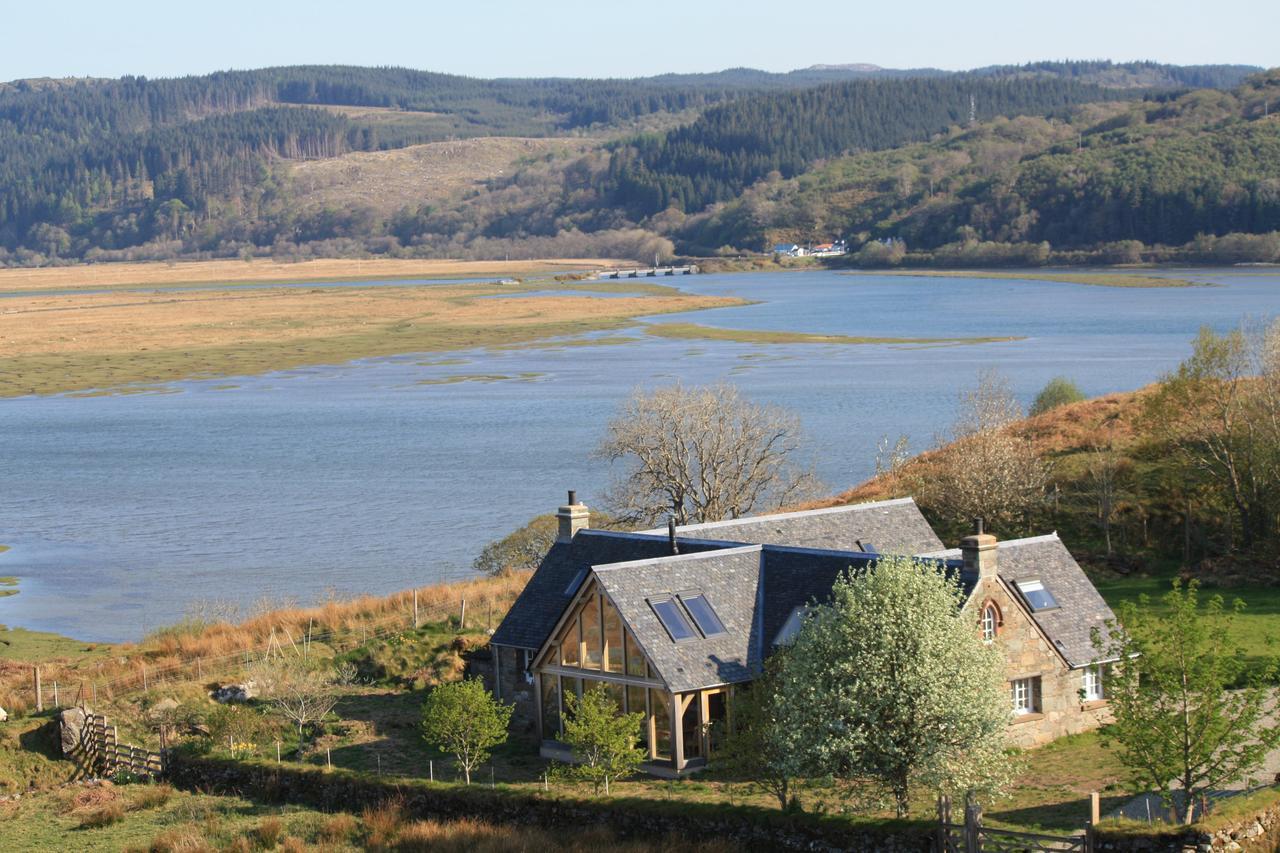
2, 269, 1278, 641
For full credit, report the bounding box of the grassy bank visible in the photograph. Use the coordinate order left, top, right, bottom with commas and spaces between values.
0, 257, 624, 294
644, 322, 1023, 346
1, 283, 742, 397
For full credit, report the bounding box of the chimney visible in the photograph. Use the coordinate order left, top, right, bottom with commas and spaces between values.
556, 490, 590, 543
667, 516, 680, 555
959, 517, 998, 580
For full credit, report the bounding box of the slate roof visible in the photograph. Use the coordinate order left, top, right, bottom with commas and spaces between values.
920, 534, 1116, 668
490, 529, 733, 650
593, 547, 765, 693
640, 498, 943, 555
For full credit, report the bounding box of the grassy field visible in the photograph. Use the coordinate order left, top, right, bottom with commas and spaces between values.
0, 281, 741, 397
0, 257, 622, 293
871, 269, 1204, 288
644, 322, 1023, 346
289, 136, 595, 217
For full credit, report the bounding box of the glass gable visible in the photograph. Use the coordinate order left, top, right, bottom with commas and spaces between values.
1016, 579, 1060, 611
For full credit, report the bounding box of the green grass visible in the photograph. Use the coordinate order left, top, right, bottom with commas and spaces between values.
0, 625, 105, 663
1094, 575, 1280, 672
873, 269, 1205, 288
643, 322, 1023, 346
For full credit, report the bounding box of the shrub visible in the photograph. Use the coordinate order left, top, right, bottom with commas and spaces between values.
79, 800, 126, 828
1030, 376, 1086, 416
251, 816, 284, 849
129, 783, 173, 811
362, 800, 405, 848
149, 826, 216, 852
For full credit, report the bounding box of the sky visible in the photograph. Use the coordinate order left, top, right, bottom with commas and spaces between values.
4, 0, 1277, 82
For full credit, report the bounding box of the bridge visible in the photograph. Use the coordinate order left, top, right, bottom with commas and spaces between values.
595, 265, 699, 279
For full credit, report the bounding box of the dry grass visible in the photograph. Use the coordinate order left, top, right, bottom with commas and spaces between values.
362, 799, 405, 848
290, 137, 594, 216
0, 281, 740, 396
0, 257, 623, 293
0, 571, 530, 718
318, 812, 358, 843
129, 784, 174, 812
78, 799, 126, 828
250, 816, 284, 848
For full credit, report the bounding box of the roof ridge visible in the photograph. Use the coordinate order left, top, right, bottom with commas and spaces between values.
638, 497, 919, 534
592, 544, 764, 572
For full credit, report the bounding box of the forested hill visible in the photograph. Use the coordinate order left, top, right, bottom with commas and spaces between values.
603, 77, 1126, 217
676, 70, 1280, 259
0, 61, 1270, 267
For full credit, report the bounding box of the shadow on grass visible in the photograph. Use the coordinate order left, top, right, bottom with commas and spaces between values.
987, 794, 1131, 833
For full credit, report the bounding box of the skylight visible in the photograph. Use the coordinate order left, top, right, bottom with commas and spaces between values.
1016, 579, 1059, 611
679, 593, 726, 637
650, 598, 697, 641
773, 605, 811, 646
856, 540, 878, 554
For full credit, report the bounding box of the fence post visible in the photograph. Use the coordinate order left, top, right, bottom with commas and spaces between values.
33, 666, 42, 712
196, 657, 202, 679
413, 590, 419, 629
429, 759, 433, 782
53, 681, 59, 708
963, 790, 981, 853
459, 598, 466, 631
1088, 791, 1100, 852
937, 794, 951, 852
142, 664, 148, 692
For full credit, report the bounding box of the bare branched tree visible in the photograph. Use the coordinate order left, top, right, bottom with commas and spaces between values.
1086, 438, 1126, 557
253, 657, 340, 741
927, 370, 1049, 536
597, 384, 821, 526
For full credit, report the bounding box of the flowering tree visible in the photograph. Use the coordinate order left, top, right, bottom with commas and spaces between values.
771, 554, 1014, 817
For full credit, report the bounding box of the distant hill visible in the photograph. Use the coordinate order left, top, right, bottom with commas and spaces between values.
0, 61, 1269, 266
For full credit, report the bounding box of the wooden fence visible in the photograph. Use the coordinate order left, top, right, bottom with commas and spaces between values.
78, 712, 165, 779
939, 793, 1097, 853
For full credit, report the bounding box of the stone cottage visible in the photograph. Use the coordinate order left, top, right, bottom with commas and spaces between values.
489, 492, 1117, 775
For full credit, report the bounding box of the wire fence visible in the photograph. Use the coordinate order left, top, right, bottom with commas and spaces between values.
8, 589, 512, 717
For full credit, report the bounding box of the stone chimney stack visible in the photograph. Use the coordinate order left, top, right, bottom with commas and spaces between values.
959, 517, 998, 580
556, 490, 590, 543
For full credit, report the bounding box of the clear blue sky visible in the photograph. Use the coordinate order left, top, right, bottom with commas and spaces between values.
5, 0, 1277, 82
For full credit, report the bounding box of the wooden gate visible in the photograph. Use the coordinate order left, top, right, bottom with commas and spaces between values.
79, 713, 166, 779
938, 794, 1096, 853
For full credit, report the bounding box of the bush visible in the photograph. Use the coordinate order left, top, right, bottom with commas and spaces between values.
319, 812, 358, 842
1030, 377, 1086, 416
251, 816, 284, 848
79, 800, 126, 828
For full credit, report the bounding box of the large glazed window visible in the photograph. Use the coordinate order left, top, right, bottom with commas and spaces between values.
651, 688, 671, 761
624, 629, 647, 677
541, 676, 560, 740
604, 597, 624, 673
581, 595, 603, 669
559, 614, 581, 667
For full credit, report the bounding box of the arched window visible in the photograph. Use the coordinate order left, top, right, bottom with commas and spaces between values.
980, 601, 1002, 642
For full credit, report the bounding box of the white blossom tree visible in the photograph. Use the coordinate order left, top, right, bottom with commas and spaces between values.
771, 554, 1015, 817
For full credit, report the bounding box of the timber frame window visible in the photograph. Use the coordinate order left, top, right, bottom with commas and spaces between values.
1081, 666, 1104, 702
1011, 676, 1042, 716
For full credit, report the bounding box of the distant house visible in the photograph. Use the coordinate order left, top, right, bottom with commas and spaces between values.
772, 243, 804, 257
489, 494, 1116, 776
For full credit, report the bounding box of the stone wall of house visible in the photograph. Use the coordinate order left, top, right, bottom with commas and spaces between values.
969, 576, 1112, 748
479, 644, 538, 735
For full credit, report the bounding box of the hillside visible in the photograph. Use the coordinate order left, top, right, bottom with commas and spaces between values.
0, 62, 1271, 268
678, 71, 1280, 258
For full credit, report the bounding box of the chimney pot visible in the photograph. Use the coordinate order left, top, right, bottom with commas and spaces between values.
556, 490, 590, 543
959, 525, 998, 580
667, 516, 679, 555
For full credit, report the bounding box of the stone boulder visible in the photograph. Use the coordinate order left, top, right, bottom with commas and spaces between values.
210, 681, 257, 703
58, 706, 91, 758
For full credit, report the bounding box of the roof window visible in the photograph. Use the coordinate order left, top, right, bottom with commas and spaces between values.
773, 605, 811, 646
650, 597, 697, 642
1016, 579, 1060, 611
679, 593, 726, 637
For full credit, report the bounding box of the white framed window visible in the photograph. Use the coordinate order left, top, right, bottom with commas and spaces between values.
522, 649, 535, 684
981, 604, 998, 643
1081, 666, 1104, 701
1011, 677, 1040, 716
